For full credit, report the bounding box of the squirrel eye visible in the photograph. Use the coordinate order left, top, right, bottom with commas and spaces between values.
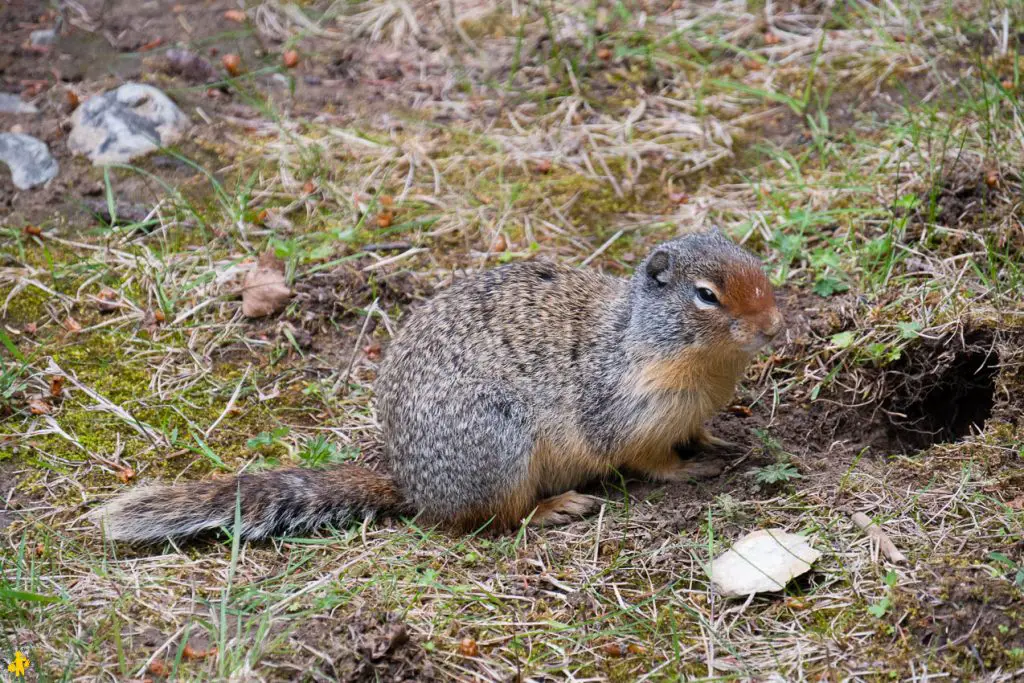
695, 287, 719, 306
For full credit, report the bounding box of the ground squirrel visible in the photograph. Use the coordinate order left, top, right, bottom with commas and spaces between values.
92, 230, 783, 542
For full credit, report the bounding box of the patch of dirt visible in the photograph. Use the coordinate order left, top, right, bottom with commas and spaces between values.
907, 168, 1024, 256
890, 563, 1024, 675
278, 610, 434, 682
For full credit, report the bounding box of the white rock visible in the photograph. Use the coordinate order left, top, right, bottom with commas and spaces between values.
0, 133, 59, 190
707, 529, 821, 598
0, 93, 39, 114
30, 29, 57, 47
68, 83, 190, 165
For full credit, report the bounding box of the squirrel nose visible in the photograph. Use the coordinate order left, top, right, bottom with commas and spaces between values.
762, 309, 783, 339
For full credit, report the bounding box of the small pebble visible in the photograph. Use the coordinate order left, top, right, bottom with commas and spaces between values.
30, 29, 57, 47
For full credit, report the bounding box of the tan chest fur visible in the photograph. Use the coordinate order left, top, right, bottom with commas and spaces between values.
528, 346, 751, 493
618, 347, 749, 463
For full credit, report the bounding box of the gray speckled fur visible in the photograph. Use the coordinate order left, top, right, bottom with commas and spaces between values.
376, 231, 764, 522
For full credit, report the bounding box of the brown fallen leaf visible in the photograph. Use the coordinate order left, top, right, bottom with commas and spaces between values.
764, 32, 781, 45
222, 53, 243, 77
458, 637, 479, 657
116, 466, 135, 484
153, 310, 166, 323
24, 322, 37, 335
597, 47, 612, 61
147, 659, 167, 677
302, 180, 316, 195
728, 404, 753, 417
363, 341, 382, 361
242, 253, 291, 318
138, 37, 164, 52
376, 211, 394, 228
64, 317, 82, 333
1006, 495, 1024, 510
96, 288, 118, 313
49, 375, 65, 397
627, 643, 646, 655
535, 159, 552, 174
492, 234, 507, 252
29, 398, 51, 415
602, 643, 623, 657
223, 9, 246, 22
24, 224, 42, 237
283, 49, 300, 68
182, 643, 217, 660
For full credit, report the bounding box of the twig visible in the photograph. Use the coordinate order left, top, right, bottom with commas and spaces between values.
851, 512, 907, 564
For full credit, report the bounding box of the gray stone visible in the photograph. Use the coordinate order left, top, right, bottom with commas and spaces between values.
0, 133, 59, 190
0, 93, 39, 114
30, 29, 57, 47
68, 83, 190, 165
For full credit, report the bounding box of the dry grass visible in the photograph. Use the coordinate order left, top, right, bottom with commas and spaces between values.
2, 0, 1024, 680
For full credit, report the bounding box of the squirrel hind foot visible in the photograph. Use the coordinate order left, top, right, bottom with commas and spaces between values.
528, 491, 603, 526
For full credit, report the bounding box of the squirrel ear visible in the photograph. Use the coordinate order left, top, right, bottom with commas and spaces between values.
645, 250, 673, 286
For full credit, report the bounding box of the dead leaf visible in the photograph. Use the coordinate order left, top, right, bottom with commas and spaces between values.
222, 53, 242, 77
728, 404, 753, 417
376, 211, 394, 228
96, 288, 118, 313
139, 37, 164, 52
985, 170, 1000, 188
283, 50, 300, 68
29, 399, 51, 415
182, 643, 217, 660
147, 659, 167, 677
627, 644, 646, 655
764, 32, 781, 45
302, 180, 316, 195
153, 310, 166, 323
492, 234, 507, 252
223, 9, 246, 22
24, 225, 42, 237
458, 637, 479, 657
534, 159, 552, 174
64, 317, 82, 333
363, 341, 381, 361
242, 253, 291, 318
1005, 495, 1024, 510
24, 322, 37, 335
602, 643, 623, 657
116, 466, 135, 484
669, 192, 689, 204
49, 375, 65, 397
597, 47, 612, 60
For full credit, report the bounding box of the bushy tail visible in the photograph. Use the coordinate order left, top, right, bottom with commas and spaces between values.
89, 464, 411, 543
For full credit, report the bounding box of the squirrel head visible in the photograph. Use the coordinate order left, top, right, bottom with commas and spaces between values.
629, 230, 782, 357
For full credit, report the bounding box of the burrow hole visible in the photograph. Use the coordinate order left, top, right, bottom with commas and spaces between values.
878, 334, 999, 454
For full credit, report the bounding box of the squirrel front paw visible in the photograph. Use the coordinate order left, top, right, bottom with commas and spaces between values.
528, 491, 603, 526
